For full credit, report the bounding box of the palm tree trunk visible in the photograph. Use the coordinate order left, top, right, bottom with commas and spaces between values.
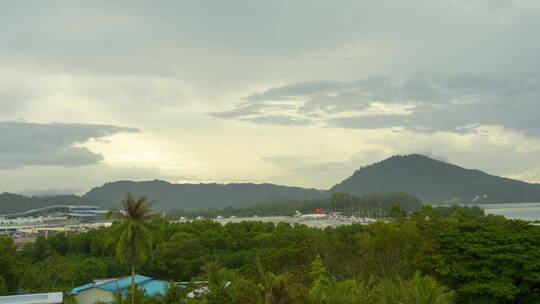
131, 236, 135, 304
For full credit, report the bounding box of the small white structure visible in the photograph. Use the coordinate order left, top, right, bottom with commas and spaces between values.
301, 214, 327, 219
0, 292, 63, 304
177, 216, 189, 223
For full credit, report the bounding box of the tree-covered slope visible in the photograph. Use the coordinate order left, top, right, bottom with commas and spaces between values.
330, 154, 540, 204
83, 180, 323, 211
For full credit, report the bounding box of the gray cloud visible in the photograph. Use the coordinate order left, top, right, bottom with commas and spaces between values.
0, 0, 539, 85
0, 88, 26, 115
0, 121, 139, 169
0, 77, 37, 118
0, 1, 375, 79
211, 78, 392, 123
214, 73, 540, 137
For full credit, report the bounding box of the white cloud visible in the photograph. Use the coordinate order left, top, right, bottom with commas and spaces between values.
214, 73, 540, 139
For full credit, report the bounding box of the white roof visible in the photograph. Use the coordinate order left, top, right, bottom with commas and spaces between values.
0, 292, 63, 304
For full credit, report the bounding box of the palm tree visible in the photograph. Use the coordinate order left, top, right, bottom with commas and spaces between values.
377, 272, 454, 304
202, 262, 234, 304
309, 255, 335, 304
108, 193, 159, 304
334, 276, 379, 304
162, 282, 187, 304
254, 260, 307, 304
405, 271, 454, 304
112, 285, 154, 304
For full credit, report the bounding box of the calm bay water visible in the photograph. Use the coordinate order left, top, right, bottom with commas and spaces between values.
481, 202, 540, 221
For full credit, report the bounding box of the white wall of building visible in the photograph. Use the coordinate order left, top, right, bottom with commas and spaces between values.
75, 288, 114, 304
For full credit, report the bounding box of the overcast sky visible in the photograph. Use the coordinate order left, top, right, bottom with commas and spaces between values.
1, 0, 540, 194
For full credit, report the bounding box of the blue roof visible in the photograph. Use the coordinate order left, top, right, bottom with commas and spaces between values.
99, 275, 152, 291
140, 280, 168, 296
70, 282, 96, 295
69, 275, 171, 297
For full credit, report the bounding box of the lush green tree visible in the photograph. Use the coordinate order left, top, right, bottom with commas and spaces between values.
231, 278, 261, 304
107, 193, 160, 304
154, 231, 208, 280
390, 203, 408, 218
0, 276, 7, 296
353, 220, 437, 279
62, 295, 79, 304
20, 254, 110, 292
263, 273, 308, 304
431, 205, 484, 218
377, 272, 454, 304
202, 262, 234, 304
308, 255, 334, 303
309, 254, 380, 304
0, 235, 26, 293
240, 260, 309, 304
421, 214, 540, 303
332, 278, 379, 304
21, 235, 52, 261
406, 271, 454, 304
162, 283, 188, 304
112, 284, 154, 304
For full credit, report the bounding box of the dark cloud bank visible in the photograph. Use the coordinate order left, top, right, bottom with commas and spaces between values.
212, 73, 540, 137
0, 121, 138, 169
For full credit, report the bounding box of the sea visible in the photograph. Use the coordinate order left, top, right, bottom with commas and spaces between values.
481, 202, 540, 221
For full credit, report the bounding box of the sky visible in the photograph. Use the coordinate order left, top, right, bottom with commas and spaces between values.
1, 0, 540, 195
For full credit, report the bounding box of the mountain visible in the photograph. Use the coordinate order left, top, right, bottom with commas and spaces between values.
0, 182, 322, 214
3, 154, 540, 214
330, 154, 540, 204
83, 180, 323, 211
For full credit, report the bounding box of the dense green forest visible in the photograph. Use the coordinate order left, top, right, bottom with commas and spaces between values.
1, 205, 537, 303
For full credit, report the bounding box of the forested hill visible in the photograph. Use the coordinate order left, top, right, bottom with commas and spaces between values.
330, 154, 540, 204
0, 192, 105, 215
83, 180, 323, 211
4, 154, 540, 213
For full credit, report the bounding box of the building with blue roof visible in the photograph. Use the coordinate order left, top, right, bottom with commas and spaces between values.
69, 275, 172, 304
